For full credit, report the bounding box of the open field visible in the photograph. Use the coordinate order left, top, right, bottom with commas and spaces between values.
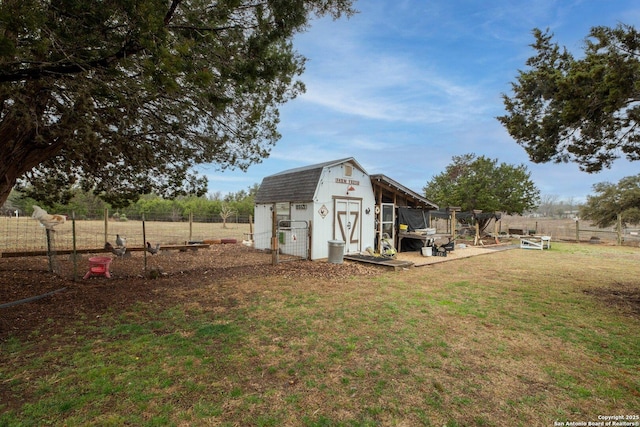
1, 242, 638, 426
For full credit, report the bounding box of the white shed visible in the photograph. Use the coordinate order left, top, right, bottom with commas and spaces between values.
254, 158, 377, 260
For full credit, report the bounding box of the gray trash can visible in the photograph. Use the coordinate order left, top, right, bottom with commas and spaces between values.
327, 240, 345, 264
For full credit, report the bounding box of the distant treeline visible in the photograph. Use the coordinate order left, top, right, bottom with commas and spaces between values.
3, 186, 259, 222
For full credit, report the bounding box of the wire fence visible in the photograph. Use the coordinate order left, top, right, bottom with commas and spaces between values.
496, 215, 640, 246
0, 209, 252, 254
2, 210, 639, 282
0, 208, 258, 281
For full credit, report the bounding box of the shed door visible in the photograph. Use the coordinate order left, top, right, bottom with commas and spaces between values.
335, 199, 361, 254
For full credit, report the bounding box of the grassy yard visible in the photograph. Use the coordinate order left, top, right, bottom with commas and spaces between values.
1, 242, 639, 426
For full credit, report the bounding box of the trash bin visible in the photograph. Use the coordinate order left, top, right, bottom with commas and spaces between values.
327, 240, 345, 264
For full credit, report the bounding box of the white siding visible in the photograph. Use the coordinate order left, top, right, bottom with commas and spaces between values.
253, 159, 377, 260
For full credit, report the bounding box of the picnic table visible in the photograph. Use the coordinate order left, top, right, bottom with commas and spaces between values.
520, 235, 551, 250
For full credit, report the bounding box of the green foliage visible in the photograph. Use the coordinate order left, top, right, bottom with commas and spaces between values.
8, 184, 258, 220
118, 192, 256, 221
423, 154, 540, 226
0, 0, 356, 208
579, 174, 640, 227
499, 24, 640, 173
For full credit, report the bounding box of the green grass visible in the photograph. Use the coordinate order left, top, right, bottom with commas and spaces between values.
1, 242, 639, 426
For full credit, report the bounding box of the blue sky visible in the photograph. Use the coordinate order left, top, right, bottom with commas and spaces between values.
203, 0, 640, 203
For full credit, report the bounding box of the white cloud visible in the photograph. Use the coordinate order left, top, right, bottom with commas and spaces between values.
203, 0, 640, 201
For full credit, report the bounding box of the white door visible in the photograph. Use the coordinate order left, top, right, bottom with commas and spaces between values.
334, 199, 361, 254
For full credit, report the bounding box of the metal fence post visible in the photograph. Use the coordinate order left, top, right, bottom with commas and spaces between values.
142, 213, 147, 273
104, 207, 108, 244
72, 211, 77, 281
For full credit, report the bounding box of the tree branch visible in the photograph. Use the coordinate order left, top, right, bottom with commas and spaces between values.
0, 40, 143, 83
164, 0, 182, 26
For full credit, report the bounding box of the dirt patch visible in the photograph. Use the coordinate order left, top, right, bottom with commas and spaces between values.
583, 282, 640, 319
0, 244, 380, 340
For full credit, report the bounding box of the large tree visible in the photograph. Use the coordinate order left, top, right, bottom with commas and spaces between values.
579, 174, 640, 228
423, 154, 540, 232
0, 0, 355, 208
498, 24, 640, 173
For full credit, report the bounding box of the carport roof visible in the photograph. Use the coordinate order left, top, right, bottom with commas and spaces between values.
370, 174, 438, 209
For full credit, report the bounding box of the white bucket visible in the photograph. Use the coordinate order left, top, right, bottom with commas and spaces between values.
421, 246, 433, 257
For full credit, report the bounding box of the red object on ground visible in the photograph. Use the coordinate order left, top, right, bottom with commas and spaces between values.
83, 256, 112, 279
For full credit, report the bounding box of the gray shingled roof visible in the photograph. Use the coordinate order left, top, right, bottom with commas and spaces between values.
255, 158, 358, 203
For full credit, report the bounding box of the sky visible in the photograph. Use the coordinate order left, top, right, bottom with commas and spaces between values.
202, 0, 640, 203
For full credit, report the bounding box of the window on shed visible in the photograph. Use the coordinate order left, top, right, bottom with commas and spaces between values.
344, 164, 353, 176
276, 202, 290, 223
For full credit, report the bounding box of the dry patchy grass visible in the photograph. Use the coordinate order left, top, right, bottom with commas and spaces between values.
1, 242, 639, 426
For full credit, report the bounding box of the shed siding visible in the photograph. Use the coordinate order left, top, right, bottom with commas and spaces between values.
253, 158, 376, 260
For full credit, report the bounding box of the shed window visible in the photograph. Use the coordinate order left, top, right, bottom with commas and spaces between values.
344, 165, 352, 176
276, 202, 290, 222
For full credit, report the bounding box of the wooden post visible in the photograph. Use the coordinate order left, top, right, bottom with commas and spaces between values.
46, 228, 54, 272
189, 210, 193, 243
307, 220, 313, 260
575, 220, 579, 243
617, 213, 622, 246
452, 210, 456, 237
447, 206, 460, 240
472, 209, 482, 246
271, 208, 278, 265
474, 222, 480, 246
493, 215, 499, 244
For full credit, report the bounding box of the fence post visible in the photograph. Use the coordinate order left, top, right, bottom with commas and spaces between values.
575, 220, 579, 243
104, 207, 109, 244
308, 220, 313, 260
45, 229, 54, 272
189, 210, 193, 243
72, 211, 77, 281
142, 213, 147, 273
271, 209, 278, 265
617, 213, 622, 246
